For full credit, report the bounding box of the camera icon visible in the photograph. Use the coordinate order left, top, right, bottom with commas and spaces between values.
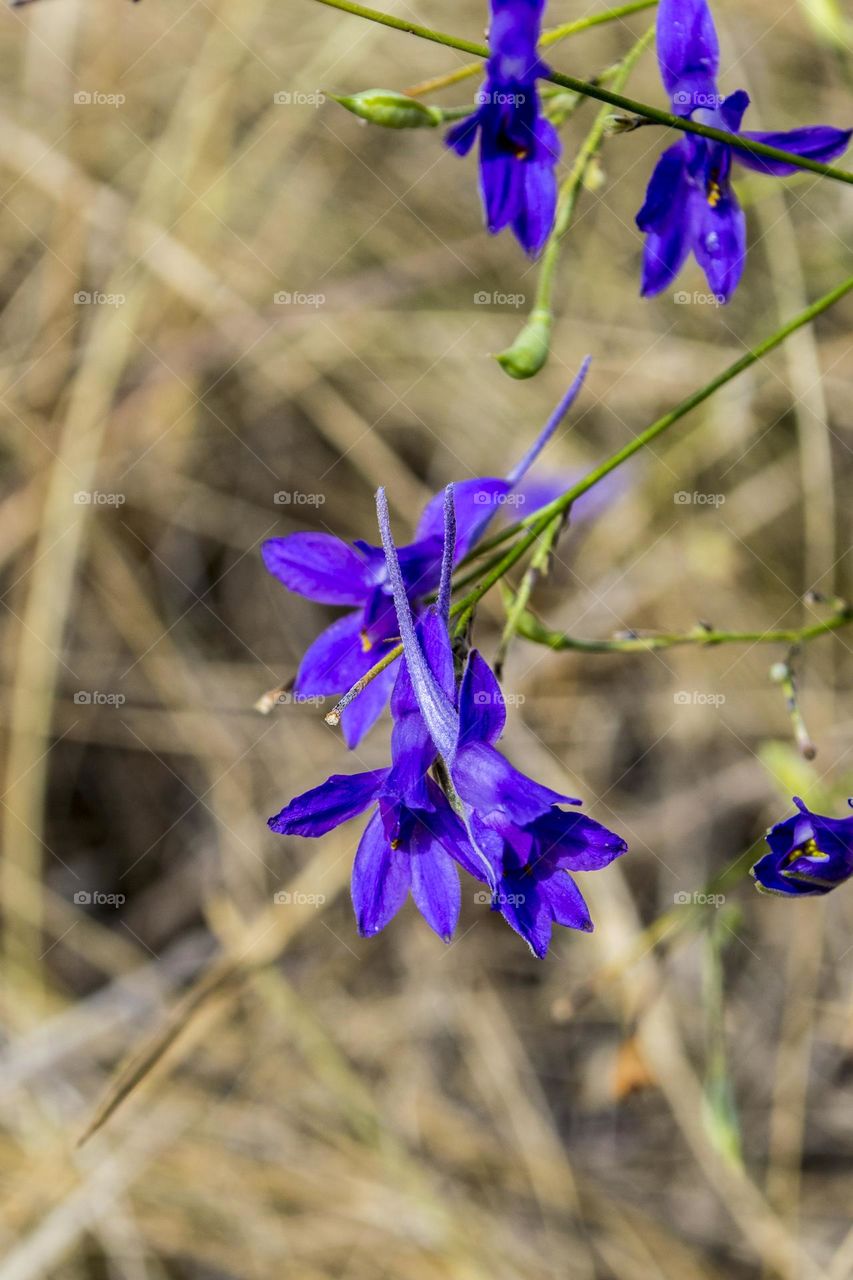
273, 890, 291, 905
473, 291, 491, 305
274, 291, 292, 305
673, 691, 692, 705
274, 491, 291, 504
73, 91, 92, 105
74, 890, 92, 905
73, 491, 92, 505
73, 291, 92, 305
273, 91, 292, 105
473, 890, 492, 904
73, 691, 92, 705
473, 490, 492, 505
673, 490, 692, 505
673, 891, 691, 905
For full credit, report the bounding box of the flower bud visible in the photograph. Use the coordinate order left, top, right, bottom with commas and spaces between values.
496, 309, 552, 380
330, 90, 443, 129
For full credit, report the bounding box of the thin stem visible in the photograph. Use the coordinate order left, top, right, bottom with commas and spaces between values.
405, 0, 658, 97
513, 606, 853, 653
311, 0, 853, 186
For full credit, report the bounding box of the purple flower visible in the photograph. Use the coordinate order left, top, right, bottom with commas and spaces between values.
751, 796, 853, 896
446, 0, 560, 256
376, 483, 628, 956
261, 362, 590, 747
637, 0, 852, 301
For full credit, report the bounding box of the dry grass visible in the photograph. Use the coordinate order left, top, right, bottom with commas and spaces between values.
0, 0, 852, 1276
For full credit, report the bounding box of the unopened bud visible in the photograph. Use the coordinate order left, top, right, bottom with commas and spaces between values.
496, 308, 551, 380
330, 89, 443, 129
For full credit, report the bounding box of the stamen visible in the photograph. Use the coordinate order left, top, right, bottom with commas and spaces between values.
707, 178, 722, 208
360, 631, 373, 653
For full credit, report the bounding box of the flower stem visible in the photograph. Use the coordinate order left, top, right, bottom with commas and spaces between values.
310, 0, 853, 185
405, 0, 658, 97
513, 604, 853, 653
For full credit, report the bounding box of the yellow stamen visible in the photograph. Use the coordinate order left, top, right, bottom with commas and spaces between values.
707, 179, 722, 208
783, 836, 828, 868
390, 838, 400, 851
360, 631, 373, 653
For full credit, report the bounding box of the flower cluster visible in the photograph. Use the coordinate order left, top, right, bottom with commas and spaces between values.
265, 372, 628, 956
637, 0, 851, 301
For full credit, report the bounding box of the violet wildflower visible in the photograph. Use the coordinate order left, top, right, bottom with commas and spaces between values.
261, 361, 590, 747
751, 796, 853, 896
446, 0, 560, 256
637, 0, 852, 301
377, 483, 628, 957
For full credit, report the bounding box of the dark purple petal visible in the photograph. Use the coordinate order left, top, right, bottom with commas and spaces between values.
340, 660, 397, 748
511, 116, 560, 257
453, 741, 579, 833
719, 90, 750, 133
751, 850, 826, 897
735, 125, 853, 176
458, 650, 506, 748
351, 810, 412, 936
689, 185, 746, 303
656, 0, 719, 108
416, 478, 512, 559
498, 876, 553, 958
540, 871, 593, 931
530, 809, 628, 871
294, 612, 375, 697
637, 144, 693, 296
445, 111, 481, 156
261, 533, 371, 605
268, 769, 386, 836
409, 821, 461, 941
422, 781, 490, 880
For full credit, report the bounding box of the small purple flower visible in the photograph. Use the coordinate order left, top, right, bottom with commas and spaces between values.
377, 483, 628, 956
261, 362, 590, 747
638, 0, 852, 301
751, 796, 853, 896
446, 0, 560, 256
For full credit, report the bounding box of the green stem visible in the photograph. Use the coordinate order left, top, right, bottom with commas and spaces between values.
311, 0, 853, 185
513, 607, 853, 653
452, 273, 853, 621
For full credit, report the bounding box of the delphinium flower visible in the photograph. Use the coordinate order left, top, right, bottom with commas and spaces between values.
377, 483, 628, 956
261, 359, 590, 747
445, 0, 560, 256
637, 0, 852, 301
751, 796, 853, 896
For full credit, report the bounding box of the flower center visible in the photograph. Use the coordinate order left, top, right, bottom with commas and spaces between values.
706, 177, 723, 208
784, 836, 827, 867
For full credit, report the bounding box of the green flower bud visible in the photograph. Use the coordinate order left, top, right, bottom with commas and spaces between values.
329, 90, 443, 129
496, 309, 552, 380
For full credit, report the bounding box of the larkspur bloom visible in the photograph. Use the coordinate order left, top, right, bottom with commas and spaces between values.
751, 796, 853, 896
377, 483, 628, 956
446, 0, 560, 256
637, 0, 852, 301
261, 360, 590, 747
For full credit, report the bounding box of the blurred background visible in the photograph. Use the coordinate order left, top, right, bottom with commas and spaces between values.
0, 0, 852, 1276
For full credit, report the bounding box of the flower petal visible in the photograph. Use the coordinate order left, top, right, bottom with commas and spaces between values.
511, 116, 560, 257
636, 144, 693, 296
735, 125, 853, 177
340, 661, 397, 748
458, 650, 506, 747
351, 810, 412, 936
656, 0, 719, 108
497, 875, 553, 958
269, 769, 386, 836
294, 612, 375, 697
261, 533, 371, 605
453, 741, 579, 833
409, 820, 461, 941
530, 809, 628, 871
689, 185, 746, 303
540, 871, 593, 931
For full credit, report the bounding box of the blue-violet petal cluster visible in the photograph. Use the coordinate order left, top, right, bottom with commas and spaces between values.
751, 796, 853, 896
